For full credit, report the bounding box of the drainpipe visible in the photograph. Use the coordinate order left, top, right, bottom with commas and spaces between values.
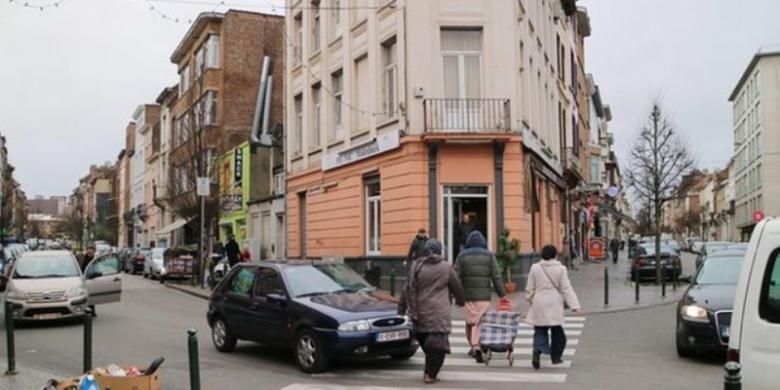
428, 144, 438, 238
494, 143, 505, 235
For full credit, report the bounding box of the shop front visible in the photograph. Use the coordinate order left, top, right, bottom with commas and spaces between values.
219, 143, 250, 244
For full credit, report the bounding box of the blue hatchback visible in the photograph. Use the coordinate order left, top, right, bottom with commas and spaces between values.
207, 261, 417, 373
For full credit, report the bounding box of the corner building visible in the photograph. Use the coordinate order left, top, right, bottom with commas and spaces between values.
286, 0, 589, 260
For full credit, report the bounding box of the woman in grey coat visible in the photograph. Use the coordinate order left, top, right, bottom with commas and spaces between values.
398, 239, 466, 384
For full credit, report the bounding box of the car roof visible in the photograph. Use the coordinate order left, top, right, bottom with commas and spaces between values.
707, 249, 747, 258
235, 260, 343, 269
20, 250, 74, 258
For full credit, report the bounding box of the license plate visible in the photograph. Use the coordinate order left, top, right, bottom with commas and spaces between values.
376, 330, 410, 343
721, 325, 730, 339
34, 313, 60, 320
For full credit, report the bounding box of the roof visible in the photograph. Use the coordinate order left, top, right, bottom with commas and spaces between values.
728, 48, 780, 101
170, 12, 224, 63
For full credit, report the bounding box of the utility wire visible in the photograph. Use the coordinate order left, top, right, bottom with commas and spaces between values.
7, 0, 69, 11
146, 0, 389, 10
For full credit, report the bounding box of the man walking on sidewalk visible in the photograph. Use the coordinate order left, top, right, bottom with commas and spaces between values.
455, 231, 506, 363
224, 235, 240, 267
610, 238, 620, 264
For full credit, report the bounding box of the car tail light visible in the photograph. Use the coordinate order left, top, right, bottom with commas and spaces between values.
727, 348, 740, 363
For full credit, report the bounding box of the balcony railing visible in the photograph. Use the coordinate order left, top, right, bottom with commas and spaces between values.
564, 146, 581, 172
424, 98, 510, 133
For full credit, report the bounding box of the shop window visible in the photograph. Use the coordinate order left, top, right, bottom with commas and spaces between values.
365, 178, 381, 255
759, 249, 780, 323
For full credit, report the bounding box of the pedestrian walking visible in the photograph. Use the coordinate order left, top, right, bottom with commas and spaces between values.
398, 239, 465, 384
526, 245, 582, 370
407, 228, 428, 263
224, 235, 240, 267
454, 231, 506, 363
609, 238, 620, 264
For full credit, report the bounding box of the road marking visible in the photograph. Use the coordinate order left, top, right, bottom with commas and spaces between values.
282, 385, 471, 390
311, 370, 567, 383
446, 337, 578, 346
447, 346, 576, 356
408, 356, 572, 368
451, 319, 586, 327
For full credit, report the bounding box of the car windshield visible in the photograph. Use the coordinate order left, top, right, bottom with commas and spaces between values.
13, 254, 80, 279
284, 264, 373, 298
696, 256, 742, 285
639, 245, 674, 257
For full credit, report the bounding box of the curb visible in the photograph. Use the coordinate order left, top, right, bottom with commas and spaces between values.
165, 283, 211, 300
583, 293, 683, 315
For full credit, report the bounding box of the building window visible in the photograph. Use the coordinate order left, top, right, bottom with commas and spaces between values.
206, 34, 220, 68
311, 83, 322, 149
353, 55, 370, 133
545, 182, 552, 220
331, 69, 343, 138
570, 50, 577, 96
556, 34, 563, 82
441, 29, 482, 100
179, 63, 191, 94
572, 114, 579, 156
331, 0, 341, 38
195, 46, 205, 79
365, 178, 381, 255
294, 94, 303, 155
311, 0, 321, 53
590, 157, 600, 184
293, 13, 303, 65
200, 91, 217, 127
757, 164, 762, 188
382, 38, 398, 120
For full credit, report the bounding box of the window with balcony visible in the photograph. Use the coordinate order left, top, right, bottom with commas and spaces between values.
381, 37, 398, 121
311, 83, 321, 149
439, 28, 485, 129
294, 94, 303, 155
331, 69, 343, 139
311, 0, 321, 54
365, 177, 381, 256
353, 54, 370, 133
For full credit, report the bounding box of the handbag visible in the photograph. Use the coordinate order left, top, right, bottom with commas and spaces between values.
539, 265, 570, 310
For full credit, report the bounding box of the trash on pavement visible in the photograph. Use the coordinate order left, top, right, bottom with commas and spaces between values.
45, 357, 164, 390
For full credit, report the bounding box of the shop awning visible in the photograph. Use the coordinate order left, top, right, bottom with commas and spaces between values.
156, 218, 191, 236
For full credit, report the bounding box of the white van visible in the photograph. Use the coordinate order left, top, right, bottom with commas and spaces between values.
728, 217, 780, 389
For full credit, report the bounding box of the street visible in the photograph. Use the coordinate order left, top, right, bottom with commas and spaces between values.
0, 251, 725, 390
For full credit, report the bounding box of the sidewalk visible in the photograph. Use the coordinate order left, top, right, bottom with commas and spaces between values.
166, 249, 687, 317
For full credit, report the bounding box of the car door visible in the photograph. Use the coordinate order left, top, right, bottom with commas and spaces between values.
85, 254, 123, 305
247, 267, 290, 346
221, 267, 257, 340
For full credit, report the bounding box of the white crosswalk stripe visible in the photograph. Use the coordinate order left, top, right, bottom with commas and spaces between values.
284, 317, 586, 388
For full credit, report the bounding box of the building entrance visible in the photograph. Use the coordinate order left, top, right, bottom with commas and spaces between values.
443, 185, 489, 262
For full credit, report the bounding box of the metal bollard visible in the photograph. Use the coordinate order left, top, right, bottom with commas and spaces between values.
83, 307, 93, 373
187, 329, 201, 390
661, 265, 666, 298
634, 266, 640, 304
390, 267, 396, 297
4, 301, 16, 375
724, 361, 741, 390
604, 267, 609, 307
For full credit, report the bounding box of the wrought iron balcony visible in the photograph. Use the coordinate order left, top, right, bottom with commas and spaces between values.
424, 98, 510, 133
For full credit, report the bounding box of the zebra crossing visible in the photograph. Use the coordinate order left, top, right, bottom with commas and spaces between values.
282, 316, 586, 389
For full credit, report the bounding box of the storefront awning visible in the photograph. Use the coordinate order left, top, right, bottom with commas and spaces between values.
156, 218, 191, 236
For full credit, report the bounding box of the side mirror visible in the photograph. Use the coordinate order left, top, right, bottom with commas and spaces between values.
267, 293, 287, 306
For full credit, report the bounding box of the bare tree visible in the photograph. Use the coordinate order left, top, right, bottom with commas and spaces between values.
626, 103, 695, 283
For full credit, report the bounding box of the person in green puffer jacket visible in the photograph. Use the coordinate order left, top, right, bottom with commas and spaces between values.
454, 231, 506, 362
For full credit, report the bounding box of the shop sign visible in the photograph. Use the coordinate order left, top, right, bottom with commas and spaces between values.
234, 147, 244, 188
222, 194, 243, 212
530, 155, 566, 189
322, 130, 401, 171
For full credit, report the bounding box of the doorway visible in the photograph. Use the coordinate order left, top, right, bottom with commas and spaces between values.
443, 185, 490, 261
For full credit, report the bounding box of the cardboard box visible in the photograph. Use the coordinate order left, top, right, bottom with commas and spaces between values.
53, 368, 161, 390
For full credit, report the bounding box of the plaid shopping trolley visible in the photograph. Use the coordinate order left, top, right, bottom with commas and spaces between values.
479, 310, 520, 366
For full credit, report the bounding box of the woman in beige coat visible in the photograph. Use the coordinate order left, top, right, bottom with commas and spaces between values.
525, 245, 582, 369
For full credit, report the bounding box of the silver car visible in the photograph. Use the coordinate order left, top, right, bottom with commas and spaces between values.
0, 250, 123, 321
144, 248, 166, 280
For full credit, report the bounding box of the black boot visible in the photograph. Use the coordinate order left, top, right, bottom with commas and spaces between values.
532, 350, 541, 370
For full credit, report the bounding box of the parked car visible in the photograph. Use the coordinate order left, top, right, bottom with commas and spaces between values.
630, 244, 681, 281
143, 248, 166, 280
664, 240, 681, 255
126, 248, 150, 274
207, 262, 417, 373
0, 250, 123, 321
728, 218, 780, 389
676, 251, 744, 357
695, 241, 733, 269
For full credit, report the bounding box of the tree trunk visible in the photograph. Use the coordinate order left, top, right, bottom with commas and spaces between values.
654, 201, 662, 285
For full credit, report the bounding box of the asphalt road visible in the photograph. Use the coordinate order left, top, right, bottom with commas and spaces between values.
0, 252, 725, 389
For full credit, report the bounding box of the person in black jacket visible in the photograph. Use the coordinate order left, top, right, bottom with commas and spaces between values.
224, 235, 240, 267
407, 229, 428, 263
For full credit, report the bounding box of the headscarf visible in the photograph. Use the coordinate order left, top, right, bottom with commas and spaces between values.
405, 239, 444, 321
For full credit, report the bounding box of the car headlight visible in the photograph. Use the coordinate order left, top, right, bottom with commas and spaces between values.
681, 305, 709, 322
338, 320, 372, 332
67, 286, 88, 298
6, 287, 29, 301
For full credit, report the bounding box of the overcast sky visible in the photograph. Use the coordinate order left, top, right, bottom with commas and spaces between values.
1, 0, 778, 197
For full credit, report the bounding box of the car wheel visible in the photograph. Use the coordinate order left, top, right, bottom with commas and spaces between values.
295, 329, 329, 373
211, 317, 237, 352
391, 347, 418, 361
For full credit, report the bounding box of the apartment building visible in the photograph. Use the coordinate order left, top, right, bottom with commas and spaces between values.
116, 122, 136, 248
153, 86, 178, 248
131, 104, 160, 248
167, 10, 284, 246
285, 0, 590, 260
729, 48, 780, 240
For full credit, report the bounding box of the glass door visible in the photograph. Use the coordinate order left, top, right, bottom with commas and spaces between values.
442, 186, 489, 262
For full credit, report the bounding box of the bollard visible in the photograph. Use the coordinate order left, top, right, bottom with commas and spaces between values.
634, 266, 640, 304
83, 307, 93, 373
724, 361, 741, 390
4, 301, 16, 375
673, 258, 679, 291
390, 267, 396, 297
187, 329, 201, 390
661, 264, 666, 298
603, 267, 609, 307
